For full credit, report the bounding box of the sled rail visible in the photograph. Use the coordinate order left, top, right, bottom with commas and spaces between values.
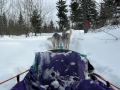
93, 73, 120, 90
0, 69, 29, 85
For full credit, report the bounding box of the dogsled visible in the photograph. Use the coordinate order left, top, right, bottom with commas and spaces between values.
7, 49, 119, 90
0, 49, 119, 90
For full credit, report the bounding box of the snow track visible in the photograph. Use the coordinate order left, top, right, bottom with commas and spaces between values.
0, 26, 120, 89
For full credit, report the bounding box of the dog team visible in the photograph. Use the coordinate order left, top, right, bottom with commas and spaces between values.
51, 29, 72, 49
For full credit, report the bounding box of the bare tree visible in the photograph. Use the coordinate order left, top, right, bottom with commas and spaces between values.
0, 0, 7, 14
0, 0, 56, 36
22, 0, 35, 37
22, 0, 54, 35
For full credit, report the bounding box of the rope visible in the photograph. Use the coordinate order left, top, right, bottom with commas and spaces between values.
93, 73, 120, 90
0, 69, 29, 85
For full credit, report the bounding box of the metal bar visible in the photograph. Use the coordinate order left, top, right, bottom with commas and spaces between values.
93, 73, 120, 90
0, 69, 29, 85
17, 75, 20, 83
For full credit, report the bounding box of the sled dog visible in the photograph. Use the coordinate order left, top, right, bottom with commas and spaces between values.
62, 29, 72, 49
50, 29, 72, 49
51, 33, 62, 49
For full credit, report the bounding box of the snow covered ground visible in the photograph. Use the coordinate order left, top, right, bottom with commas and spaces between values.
0, 25, 120, 89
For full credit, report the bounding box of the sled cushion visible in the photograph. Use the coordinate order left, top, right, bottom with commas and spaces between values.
11, 50, 114, 90
11, 50, 86, 90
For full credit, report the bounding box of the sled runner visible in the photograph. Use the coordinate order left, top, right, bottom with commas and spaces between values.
0, 49, 119, 90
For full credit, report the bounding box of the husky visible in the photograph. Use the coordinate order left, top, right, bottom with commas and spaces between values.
62, 29, 72, 49
51, 33, 62, 49
49, 29, 72, 49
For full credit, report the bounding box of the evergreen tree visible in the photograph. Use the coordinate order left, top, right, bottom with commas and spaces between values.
81, 0, 98, 22
2, 13, 7, 35
99, 2, 107, 26
112, 0, 120, 25
104, 0, 114, 23
70, 0, 79, 29
49, 20, 55, 32
8, 19, 15, 35
114, 0, 120, 6
77, 5, 85, 29
17, 11, 26, 35
99, 0, 115, 25
43, 23, 48, 33
18, 11, 24, 25
0, 13, 7, 36
0, 15, 3, 36
30, 9, 42, 36
80, 0, 97, 20
56, 0, 70, 31
78, 0, 98, 32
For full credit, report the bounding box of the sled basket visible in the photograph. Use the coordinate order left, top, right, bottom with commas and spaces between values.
5, 49, 119, 90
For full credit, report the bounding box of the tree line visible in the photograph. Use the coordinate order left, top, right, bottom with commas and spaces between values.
0, 0, 120, 36
57, 0, 120, 33
0, 0, 58, 36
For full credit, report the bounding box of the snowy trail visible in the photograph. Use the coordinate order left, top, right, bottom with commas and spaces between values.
0, 27, 120, 89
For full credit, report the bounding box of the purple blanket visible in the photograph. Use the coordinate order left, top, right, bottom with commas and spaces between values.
11, 50, 114, 90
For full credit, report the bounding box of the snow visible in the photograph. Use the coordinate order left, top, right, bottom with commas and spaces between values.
0, 26, 120, 89
51, 80, 60, 89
